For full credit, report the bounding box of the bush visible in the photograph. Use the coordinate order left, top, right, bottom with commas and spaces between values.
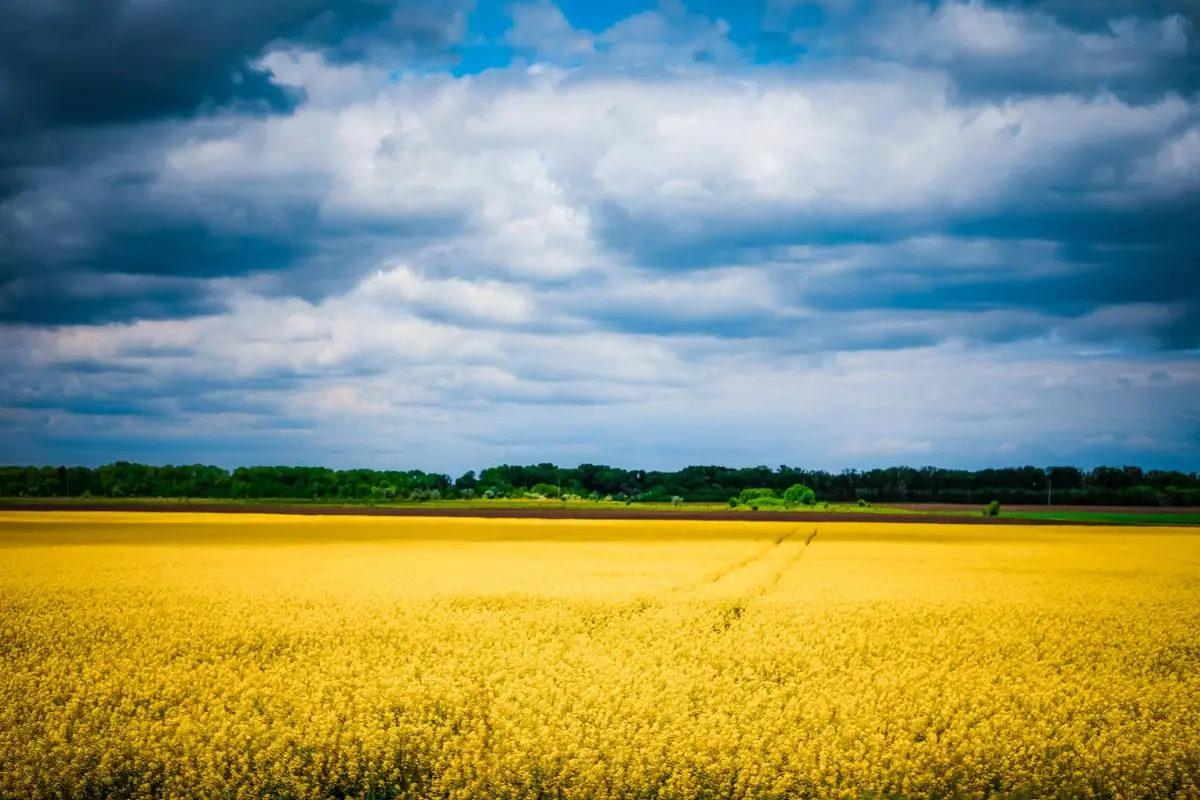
530, 483, 561, 499
857, 498, 871, 508
750, 504, 759, 512
738, 488, 776, 505
728, 498, 739, 508
783, 484, 816, 506
985, 500, 1001, 517
671, 496, 684, 507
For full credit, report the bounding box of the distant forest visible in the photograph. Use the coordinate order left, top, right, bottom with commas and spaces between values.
2, 462, 1199, 506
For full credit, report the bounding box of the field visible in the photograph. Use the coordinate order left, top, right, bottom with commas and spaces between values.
2, 513, 1199, 800
8, 498, 1200, 528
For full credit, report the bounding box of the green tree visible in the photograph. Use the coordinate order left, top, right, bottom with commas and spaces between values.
737, 487, 776, 505
783, 484, 816, 506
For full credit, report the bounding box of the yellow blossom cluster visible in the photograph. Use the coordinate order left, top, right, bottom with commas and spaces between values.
1, 512, 1198, 799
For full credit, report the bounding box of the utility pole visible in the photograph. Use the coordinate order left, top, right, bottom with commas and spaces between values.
1046, 468, 1052, 506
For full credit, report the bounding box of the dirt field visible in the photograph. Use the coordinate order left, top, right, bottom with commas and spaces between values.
885, 503, 1188, 514
0, 501, 1160, 525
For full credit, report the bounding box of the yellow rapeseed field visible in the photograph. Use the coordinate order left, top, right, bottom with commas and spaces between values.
1, 512, 1198, 800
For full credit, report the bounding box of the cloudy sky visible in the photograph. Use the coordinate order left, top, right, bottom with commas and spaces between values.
1, 0, 1197, 472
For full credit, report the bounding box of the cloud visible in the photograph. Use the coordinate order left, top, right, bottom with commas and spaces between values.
1, 0, 1198, 470
504, 1, 595, 61
856, 1, 1197, 102
0, 1, 472, 197
0, 0, 468, 131
504, 0, 741, 71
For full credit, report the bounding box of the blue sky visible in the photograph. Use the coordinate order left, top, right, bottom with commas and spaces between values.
0, 0, 1197, 472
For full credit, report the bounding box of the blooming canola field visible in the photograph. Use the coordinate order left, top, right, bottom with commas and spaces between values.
1, 512, 1199, 800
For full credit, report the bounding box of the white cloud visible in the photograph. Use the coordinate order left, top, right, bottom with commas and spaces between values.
865, 2, 1191, 82
356, 264, 539, 325
505, 1, 595, 59
1132, 126, 1200, 193
144, 47, 1195, 288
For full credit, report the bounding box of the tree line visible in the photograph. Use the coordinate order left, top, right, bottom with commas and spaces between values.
1, 462, 1198, 506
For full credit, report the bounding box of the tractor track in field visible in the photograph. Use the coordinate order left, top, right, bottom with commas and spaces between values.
703, 528, 797, 585
0, 502, 1148, 525
760, 527, 819, 596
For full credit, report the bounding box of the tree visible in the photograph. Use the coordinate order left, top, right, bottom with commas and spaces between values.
454, 471, 478, 492
985, 500, 1001, 517
783, 484, 816, 506
737, 487, 776, 505
2, 461, 1197, 507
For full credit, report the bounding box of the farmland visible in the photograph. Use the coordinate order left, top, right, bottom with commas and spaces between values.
1, 512, 1199, 799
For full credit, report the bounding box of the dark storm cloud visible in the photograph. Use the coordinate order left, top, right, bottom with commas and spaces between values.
0, 0, 469, 325
591, 184, 1200, 351
0, 193, 322, 324
800, 199, 1200, 350
0, 272, 225, 326
0, 0, 466, 134
592, 199, 920, 268
0, 0, 469, 201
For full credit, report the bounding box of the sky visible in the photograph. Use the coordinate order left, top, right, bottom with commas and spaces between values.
0, 0, 1197, 473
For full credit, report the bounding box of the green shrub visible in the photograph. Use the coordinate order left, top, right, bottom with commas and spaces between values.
783, 484, 817, 506
728, 498, 739, 508
985, 500, 1001, 517
856, 498, 871, 508
738, 488, 776, 505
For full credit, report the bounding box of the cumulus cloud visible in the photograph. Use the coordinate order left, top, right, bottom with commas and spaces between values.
855, 0, 1197, 102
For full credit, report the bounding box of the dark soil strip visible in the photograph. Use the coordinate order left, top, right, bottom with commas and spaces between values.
885, 503, 1191, 515
0, 502, 1155, 526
